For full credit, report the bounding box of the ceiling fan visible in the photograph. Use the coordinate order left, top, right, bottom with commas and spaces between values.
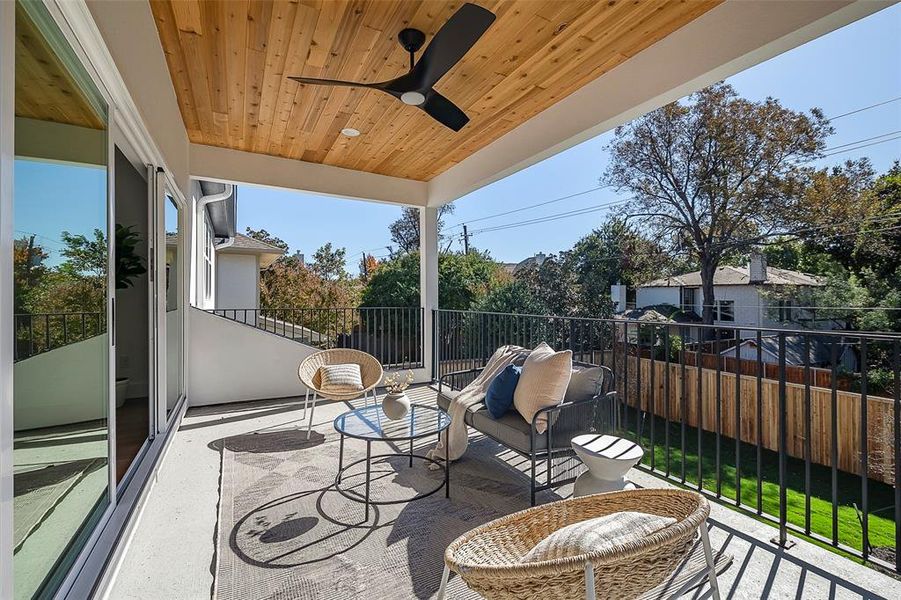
288, 3, 495, 132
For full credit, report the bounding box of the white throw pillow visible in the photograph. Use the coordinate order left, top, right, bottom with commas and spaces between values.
520, 511, 676, 563
513, 342, 572, 434
318, 363, 364, 394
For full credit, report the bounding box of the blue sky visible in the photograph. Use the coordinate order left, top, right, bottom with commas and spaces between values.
15, 159, 107, 266
236, 3, 900, 272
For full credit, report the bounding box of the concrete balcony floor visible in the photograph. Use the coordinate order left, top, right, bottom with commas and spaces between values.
110, 386, 901, 599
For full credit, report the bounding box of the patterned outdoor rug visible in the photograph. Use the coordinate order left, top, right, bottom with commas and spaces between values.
214, 416, 563, 600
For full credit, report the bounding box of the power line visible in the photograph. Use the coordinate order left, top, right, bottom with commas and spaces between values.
822, 130, 901, 152
828, 96, 901, 121
445, 185, 613, 231
819, 133, 901, 158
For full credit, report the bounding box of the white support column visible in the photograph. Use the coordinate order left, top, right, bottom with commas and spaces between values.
420, 206, 439, 380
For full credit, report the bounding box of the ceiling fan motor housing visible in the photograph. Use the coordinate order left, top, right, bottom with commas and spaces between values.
398, 28, 426, 54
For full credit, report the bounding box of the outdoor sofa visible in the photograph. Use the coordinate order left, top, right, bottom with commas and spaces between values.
437, 362, 616, 505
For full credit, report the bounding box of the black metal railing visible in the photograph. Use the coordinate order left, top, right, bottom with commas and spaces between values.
433, 308, 901, 573
208, 307, 424, 370
14, 312, 106, 362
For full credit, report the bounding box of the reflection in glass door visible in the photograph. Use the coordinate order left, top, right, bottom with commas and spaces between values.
165, 193, 184, 417
12, 1, 110, 597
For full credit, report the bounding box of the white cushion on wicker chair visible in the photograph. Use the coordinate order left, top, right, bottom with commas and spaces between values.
513, 342, 572, 434
520, 511, 676, 563
318, 363, 364, 394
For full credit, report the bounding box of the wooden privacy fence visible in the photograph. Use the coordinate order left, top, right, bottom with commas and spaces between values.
620, 356, 896, 485
681, 351, 854, 391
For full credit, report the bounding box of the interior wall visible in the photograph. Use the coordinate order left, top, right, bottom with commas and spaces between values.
114, 148, 150, 399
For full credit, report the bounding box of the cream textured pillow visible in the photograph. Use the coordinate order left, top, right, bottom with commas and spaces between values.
318, 363, 364, 394
513, 342, 572, 434
520, 511, 676, 563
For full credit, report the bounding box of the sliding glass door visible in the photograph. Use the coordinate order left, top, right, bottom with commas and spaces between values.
164, 191, 184, 419
12, 2, 111, 597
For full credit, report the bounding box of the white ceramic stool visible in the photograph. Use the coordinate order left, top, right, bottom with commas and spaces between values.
571, 434, 644, 496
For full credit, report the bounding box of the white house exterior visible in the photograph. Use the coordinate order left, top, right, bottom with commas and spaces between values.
215, 234, 285, 311
635, 255, 827, 335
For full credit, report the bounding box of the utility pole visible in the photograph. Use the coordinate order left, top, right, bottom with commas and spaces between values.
462, 224, 470, 254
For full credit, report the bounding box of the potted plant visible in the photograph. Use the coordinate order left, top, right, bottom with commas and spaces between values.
114, 224, 147, 407
381, 370, 414, 420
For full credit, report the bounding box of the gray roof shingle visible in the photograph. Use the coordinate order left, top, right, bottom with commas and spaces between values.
640, 265, 821, 288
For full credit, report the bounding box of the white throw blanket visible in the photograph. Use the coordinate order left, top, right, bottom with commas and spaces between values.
427, 345, 528, 467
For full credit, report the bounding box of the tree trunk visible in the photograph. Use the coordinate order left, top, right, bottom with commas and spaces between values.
699, 257, 717, 328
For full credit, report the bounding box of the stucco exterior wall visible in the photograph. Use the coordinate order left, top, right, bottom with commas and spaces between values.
216, 254, 259, 310
187, 308, 314, 406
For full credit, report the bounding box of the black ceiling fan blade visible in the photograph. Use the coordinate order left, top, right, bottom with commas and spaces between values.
409, 3, 495, 90
421, 91, 469, 132
289, 76, 383, 89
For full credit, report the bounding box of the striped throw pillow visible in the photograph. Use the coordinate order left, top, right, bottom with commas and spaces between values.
513, 342, 572, 434
319, 363, 364, 394
520, 511, 676, 563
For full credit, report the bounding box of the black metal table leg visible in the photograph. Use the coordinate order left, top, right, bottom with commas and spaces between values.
445, 432, 450, 499
337, 433, 344, 483
365, 440, 372, 521
409, 438, 414, 467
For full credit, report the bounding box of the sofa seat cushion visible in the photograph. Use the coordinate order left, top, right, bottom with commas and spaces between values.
438, 384, 583, 454
436, 389, 485, 427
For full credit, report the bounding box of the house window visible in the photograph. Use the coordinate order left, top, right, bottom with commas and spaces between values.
716, 300, 735, 322
681, 287, 697, 311
204, 220, 213, 299
778, 299, 793, 321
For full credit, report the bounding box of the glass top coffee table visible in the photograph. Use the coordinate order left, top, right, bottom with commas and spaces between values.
333, 403, 451, 521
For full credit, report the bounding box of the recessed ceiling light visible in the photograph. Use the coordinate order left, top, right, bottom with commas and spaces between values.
341, 128, 361, 137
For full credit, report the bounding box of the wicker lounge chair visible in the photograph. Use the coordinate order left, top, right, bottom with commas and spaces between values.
297, 349, 383, 439
438, 489, 724, 600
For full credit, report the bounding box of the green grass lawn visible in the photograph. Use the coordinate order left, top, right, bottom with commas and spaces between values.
620, 408, 897, 558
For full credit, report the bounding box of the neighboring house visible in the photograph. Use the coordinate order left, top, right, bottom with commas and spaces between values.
721, 335, 858, 371
215, 233, 285, 310
503, 252, 548, 275
614, 304, 701, 344
634, 253, 827, 336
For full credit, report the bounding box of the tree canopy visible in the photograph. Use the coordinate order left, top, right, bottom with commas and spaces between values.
604, 82, 832, 324
388, 204, 456, 255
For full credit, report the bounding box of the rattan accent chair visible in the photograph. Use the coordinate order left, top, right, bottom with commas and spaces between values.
297, 349, 383, 439
437, 489, 721, 600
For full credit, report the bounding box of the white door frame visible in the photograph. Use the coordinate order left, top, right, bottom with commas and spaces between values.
0, 2, 17, 598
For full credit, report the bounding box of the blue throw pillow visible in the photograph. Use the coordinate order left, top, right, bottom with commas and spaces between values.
485, 364, 521, 419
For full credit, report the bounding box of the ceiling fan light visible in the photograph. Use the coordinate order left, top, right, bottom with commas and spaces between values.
400, 91, 426, 106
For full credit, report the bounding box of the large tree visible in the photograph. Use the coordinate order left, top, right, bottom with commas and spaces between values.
361, 250, 507, 310
564, 217, 686, 317
388, 204, 456, 255
603, 83, 832, 324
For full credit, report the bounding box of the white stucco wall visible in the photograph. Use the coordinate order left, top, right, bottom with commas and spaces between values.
216, 254, 259, 310
187, 308, 315, 406
14, 336, 108, 431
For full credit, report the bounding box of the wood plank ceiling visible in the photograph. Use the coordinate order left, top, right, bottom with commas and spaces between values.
16, 2, 105, 129
151, 0, 721, 181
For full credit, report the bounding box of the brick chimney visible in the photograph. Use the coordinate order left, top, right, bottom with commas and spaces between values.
749, 250, 767, 284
